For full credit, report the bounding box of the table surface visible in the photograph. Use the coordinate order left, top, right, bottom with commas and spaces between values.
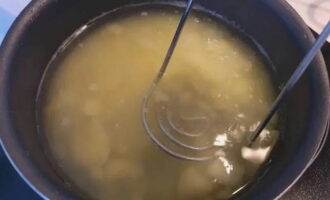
286, 0, 330, 41
0, 0, 330, 200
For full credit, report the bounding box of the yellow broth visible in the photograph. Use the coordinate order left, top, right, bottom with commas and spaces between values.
40, 7, 279, 200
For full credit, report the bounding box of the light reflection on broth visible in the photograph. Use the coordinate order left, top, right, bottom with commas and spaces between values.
40, 7, 279, 200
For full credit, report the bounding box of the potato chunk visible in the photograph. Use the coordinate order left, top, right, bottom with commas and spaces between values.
207, 158, 245, 187
69, 122, 110, 169
178, 167, 213, 200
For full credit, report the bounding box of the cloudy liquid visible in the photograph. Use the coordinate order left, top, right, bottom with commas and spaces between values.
40, 6, 278, 200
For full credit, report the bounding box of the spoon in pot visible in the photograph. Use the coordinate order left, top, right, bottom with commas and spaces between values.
142, 2, 330, 160
142, 0, 206, 161
248, 21, 330, 146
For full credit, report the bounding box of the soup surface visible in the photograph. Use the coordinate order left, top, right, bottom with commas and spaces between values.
41, 6, 279, 200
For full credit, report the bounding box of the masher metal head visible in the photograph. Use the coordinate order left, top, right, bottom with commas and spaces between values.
142, 0, 217, 161
141, 0, 330, 161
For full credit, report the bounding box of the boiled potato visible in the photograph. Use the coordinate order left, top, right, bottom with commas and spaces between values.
178, 167, 213, 200
69, 121, 110, 169
102, 159, 145, 199
207, 157, 245, 187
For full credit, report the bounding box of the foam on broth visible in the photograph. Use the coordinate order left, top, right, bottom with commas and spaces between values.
40, 6, 279, 200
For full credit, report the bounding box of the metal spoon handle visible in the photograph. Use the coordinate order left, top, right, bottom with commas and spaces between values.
249, 21, 330, 146
154, 0, 195, 83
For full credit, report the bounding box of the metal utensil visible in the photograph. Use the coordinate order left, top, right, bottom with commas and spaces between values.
142, 1, 330, 160
248, 21, 330, 146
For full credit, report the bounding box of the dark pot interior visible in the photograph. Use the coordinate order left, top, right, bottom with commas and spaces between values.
0, 0, 329, 200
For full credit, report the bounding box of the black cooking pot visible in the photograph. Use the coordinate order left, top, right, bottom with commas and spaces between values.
0, 0, 329, 199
